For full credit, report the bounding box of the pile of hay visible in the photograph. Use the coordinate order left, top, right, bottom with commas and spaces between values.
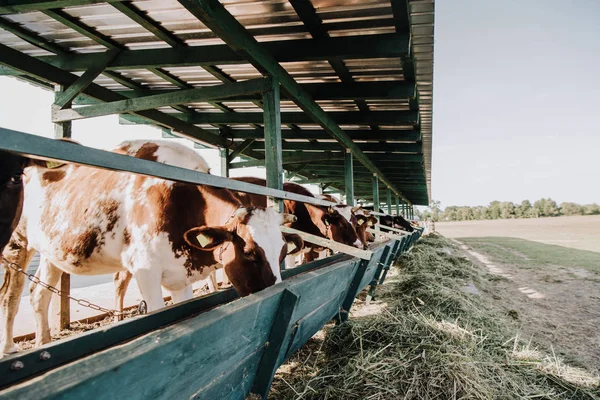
270, 234, 599, 399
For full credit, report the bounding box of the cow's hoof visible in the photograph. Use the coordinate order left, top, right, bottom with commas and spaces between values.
1, 344, 19, 357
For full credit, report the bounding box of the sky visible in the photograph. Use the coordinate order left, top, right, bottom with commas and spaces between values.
1, 0, 599, 208
432, 0, 600, 207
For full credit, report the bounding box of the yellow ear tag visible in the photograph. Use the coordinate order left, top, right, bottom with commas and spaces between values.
287, 242, 296, 252
368, 221, 373, 226
357, 219, 364, 226
196, 233, 211, 248
46, 161, 65, 169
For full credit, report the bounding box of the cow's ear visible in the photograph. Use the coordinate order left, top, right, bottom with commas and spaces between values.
283, 233, 304, 254
184, 226, 233, 251
356, 215, 368, 226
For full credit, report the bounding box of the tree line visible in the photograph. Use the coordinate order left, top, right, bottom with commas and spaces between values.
418, 199, 600, 222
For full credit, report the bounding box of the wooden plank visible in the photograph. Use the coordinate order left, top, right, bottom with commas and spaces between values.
37, 33, 410, 71
219, 148, 229, 177
251, 289, 299, 399
227, 138, 255, 162
53, 78, 272, 122
365, 245, 391, 303
230, 151, 343, 169
280, 226, 372, 260
386, 189, 393, 214
0, 128, 336, 207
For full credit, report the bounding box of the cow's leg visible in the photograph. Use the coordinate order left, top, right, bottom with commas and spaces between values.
1, 243, 34, 355
221, 269, 231, 287
208, 270, 218, 292
30, 258, 63, 347
113, 270, 132, 322
167, 286, 192, 305
285, 254, 296, 269
132, 268, 164, 312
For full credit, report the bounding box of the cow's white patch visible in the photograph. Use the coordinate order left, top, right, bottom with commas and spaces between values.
335, 205, 353, 223
245, 208, 284, 283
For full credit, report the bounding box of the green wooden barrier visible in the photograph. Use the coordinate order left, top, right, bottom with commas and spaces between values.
0, 243, 391, 399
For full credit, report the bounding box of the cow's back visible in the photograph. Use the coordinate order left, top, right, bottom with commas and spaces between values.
19, 140, 213, 276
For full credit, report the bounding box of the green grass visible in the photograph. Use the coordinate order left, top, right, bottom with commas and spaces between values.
458, 237, 600, 274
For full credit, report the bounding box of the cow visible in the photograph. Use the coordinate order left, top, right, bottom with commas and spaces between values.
362, 206, 415, 233
0, 140, 300, 354
0, 151, 28, 253
315, 195, 377, 249
231, 178, 363, 266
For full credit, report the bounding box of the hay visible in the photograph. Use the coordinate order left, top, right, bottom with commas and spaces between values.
270, 233, 600, 400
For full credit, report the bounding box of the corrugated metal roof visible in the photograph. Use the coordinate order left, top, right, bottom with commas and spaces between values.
0, 0, 434, 205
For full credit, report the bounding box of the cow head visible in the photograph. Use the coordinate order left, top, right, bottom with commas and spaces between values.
393, 215, 414, 232
0, 151, 28, 252
320, 205, 362, 249
183, 207, 298, 296
354, 213, 378, 245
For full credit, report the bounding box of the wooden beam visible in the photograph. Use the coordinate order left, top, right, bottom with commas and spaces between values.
280, 227, 372, 260
71, 82, 416, 103
249, 141, 422, 153
38, 32, 410, 71
386, 189, 392, 214
180, 110, 417, 125
53, 49, 120, 109
52, 78, 273, 122
227, 139, 255, 162
229, 128, 421, 141
372, 175, 379, 214
0, 128, 337, 207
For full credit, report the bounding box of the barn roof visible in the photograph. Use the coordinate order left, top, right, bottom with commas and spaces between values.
0, 0, 434, 205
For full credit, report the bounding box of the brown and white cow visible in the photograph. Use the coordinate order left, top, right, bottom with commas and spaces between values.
0, 151, 28, 253
0, 140, 298, 354
232, 178, 363, 266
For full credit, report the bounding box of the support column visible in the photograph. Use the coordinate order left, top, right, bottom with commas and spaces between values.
372, 174, 379, 212
51, 84, 71, 332
344, 149, 354, 206
395, 196, 400, 216
219, 148, 229, 177
386, 189, 392, 215
262, 78, 283, 212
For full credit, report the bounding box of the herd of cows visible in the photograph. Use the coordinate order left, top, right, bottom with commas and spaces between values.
0, 140, 416, 356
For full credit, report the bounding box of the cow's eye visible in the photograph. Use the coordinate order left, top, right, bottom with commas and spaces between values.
9, 174, 22, 185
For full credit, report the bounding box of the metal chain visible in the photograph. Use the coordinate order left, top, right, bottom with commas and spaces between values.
2, 257, 142, 318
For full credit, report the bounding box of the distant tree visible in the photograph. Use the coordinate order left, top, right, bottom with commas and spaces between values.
516, 200, 533, 218
488, 201, 501, 219
429, 200, 442, 221
560, 202, 584, 216
500, 202, 516, 219
583, 203, 600, 215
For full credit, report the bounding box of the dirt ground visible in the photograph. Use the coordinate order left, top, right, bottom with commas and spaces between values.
456, 238, 600, 375
436, 215, 600, 253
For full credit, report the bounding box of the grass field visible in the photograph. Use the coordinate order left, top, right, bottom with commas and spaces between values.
435, 215, 600, 253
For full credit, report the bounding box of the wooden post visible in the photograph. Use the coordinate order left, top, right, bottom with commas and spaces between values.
372, 174, 379, 211
344, 149, 354, 206
51, 84, 71, 332
386, 189, 392, 215
251, 289, 300, 399
395, 195, 400, 215
219, 148, 229, 177
262, 78, 283, 213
